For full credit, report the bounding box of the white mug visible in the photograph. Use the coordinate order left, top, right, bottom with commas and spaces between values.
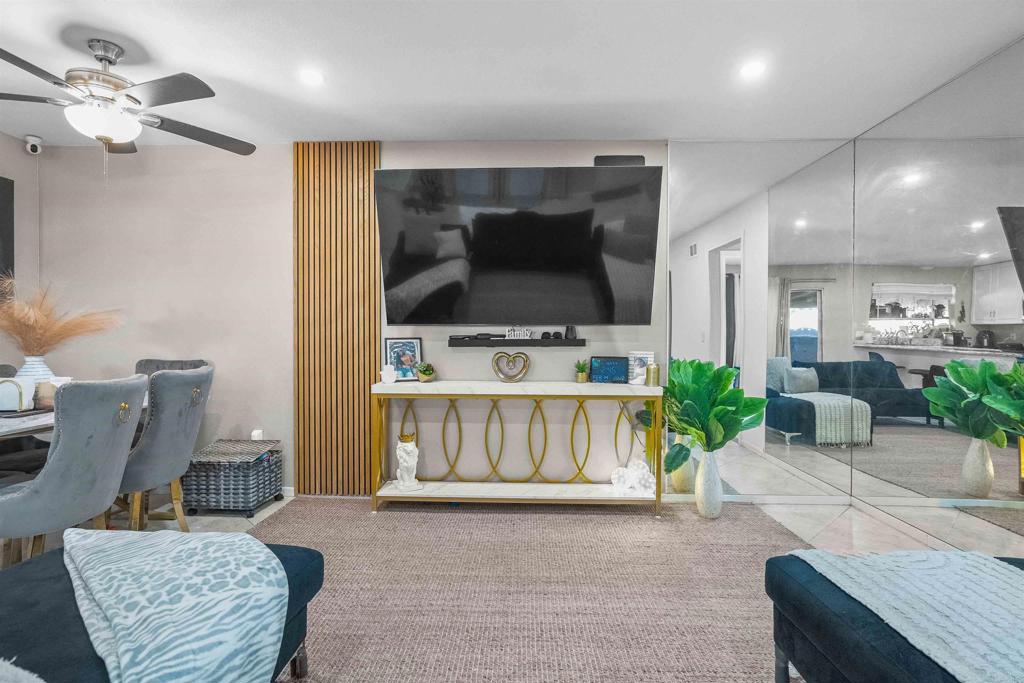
380, 364, 398, 384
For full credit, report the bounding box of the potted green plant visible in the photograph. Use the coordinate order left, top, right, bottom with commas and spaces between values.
574, 359, 588, 383
922, 359, 1009, 497
415, 362, 436, 383
639, 359, 767, 518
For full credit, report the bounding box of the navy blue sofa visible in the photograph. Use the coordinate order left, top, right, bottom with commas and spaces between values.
766, 360, 933, 444
0, 543, 324, 682
766, 554, 1024, 682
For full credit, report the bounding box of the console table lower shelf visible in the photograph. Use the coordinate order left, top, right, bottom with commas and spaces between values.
370, 380, 664, 514
376, 481, 656, 505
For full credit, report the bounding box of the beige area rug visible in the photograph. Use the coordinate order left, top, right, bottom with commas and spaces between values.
960, 506, 1024, 537
254, 498, 807, 683
813, 423, 1023, 501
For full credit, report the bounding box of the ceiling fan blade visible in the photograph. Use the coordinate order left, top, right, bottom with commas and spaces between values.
118, 73, 214, 108
140, 115, 255, 155
0, 93, 72, 106
0, 48, 83, 100
103, 140, 137, 154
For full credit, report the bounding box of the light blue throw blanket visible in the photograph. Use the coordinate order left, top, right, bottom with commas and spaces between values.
63, 529, 289, 683
793, 549, 1024, 683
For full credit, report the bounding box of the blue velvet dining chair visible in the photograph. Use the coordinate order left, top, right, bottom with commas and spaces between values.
118, 366, 214, 532
0, 375, 147, 566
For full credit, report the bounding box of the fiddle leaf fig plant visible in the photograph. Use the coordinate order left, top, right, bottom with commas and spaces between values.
637, 358, 768, 474
923, 359, 1009, 448
980, 362, 1024, 437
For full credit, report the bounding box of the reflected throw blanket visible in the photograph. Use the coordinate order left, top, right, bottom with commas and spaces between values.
792, 549, 1024, 683
782, 391, 871, 447
63, 529, 288, 683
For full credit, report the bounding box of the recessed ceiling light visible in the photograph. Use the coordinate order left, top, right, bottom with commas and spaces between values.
970, 220, 986, 230
794, 218, 807, 228
978, 252, 992, 260
738, 59, 767, 81
299, 68, 325, 87
902, 172, 923, 186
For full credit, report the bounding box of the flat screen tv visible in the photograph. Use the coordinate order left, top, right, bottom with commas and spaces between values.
375, 166, 662, 325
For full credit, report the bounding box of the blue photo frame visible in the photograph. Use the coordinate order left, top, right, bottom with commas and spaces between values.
589, 356, 629, 384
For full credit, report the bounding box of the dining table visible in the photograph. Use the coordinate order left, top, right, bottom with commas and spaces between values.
0, 411, 55, 440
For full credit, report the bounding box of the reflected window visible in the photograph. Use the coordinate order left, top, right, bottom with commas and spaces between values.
789, 289, 822, 363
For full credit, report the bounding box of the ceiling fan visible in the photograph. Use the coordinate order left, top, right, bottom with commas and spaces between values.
0, 38, 255, 155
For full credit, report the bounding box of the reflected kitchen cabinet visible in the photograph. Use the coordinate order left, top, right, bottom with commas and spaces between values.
971, 260, 1024, 325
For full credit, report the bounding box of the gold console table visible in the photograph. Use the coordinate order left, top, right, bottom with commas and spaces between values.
370, 380, 664, 514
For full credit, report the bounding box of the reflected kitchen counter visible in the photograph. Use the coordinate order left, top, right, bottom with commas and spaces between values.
853, 343, 1022, 358
853, 343, 1022, 378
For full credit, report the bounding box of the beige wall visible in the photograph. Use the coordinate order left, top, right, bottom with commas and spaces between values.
37, 145, 295, 486
0, 132, 41, 361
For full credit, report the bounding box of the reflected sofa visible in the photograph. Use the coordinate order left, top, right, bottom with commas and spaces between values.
766, 359, 935, 444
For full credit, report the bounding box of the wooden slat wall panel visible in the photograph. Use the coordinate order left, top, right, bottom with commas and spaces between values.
294, 141, 381, 495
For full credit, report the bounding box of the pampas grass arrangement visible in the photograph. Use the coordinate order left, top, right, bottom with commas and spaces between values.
0, 275, 119, 357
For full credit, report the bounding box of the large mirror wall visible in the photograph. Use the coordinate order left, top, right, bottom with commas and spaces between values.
764, 38, 1024, 550
670, 37, 1024, 551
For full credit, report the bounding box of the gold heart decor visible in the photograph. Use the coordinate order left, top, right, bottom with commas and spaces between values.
492, 351, 530, 383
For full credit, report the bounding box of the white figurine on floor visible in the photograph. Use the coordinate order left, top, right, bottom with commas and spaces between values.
395, 432, 423, 491
610, 459, 656, 496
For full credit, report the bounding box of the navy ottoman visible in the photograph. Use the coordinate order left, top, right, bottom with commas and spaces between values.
0, 543, 324, 682
765, 554, 1024, 682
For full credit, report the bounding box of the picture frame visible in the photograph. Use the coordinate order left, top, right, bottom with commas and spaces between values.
589, 356, 629, 384
384, 337, 423, 382
628, 351, 655, 384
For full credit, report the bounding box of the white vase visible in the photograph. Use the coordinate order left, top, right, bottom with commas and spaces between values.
15, 356, 55, 384
962, 438, 994, 498
694, 449, 723, 519
669, 434, 696, 493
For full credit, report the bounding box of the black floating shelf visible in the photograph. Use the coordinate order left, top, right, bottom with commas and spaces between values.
448, 337, 587, 348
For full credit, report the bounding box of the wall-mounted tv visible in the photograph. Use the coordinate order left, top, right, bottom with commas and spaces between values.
375, 166, 662, 325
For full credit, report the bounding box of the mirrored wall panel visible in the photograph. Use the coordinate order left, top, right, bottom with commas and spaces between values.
766, 143, 856, 496
852, 37, 1024, 552
669, 140, 850, 498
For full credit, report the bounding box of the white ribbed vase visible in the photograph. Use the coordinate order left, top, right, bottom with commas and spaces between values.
961, 438, 994, 498
15, 356, 55, 384
695, 449, 723, 519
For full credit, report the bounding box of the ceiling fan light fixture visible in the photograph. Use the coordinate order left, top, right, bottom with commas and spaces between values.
63, 99, 142, 143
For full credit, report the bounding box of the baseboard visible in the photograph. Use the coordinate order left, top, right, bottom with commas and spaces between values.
282, 486, 295, 498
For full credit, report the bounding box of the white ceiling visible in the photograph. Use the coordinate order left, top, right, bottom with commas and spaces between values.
1, 0, 1023, 148
668, 140, 844, 237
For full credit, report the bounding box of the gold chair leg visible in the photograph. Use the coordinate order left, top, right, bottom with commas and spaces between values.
9, 538, 23, 566
93, 514, 107, 530
170, 478, 189, 533
129, 492, 144, 531
29, 534, 44, 558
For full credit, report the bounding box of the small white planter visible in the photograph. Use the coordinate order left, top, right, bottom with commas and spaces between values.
694, 448, 723, 519
962, 437, 994, 498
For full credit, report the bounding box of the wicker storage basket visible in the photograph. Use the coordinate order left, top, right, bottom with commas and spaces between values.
182, 439, 283, 518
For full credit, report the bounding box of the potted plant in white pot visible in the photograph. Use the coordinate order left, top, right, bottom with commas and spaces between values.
923, 359, 1011, 498
640, 358, 767, 518
0, 276, 118, 382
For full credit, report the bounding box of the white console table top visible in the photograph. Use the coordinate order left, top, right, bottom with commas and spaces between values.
371, 380, 662, 398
